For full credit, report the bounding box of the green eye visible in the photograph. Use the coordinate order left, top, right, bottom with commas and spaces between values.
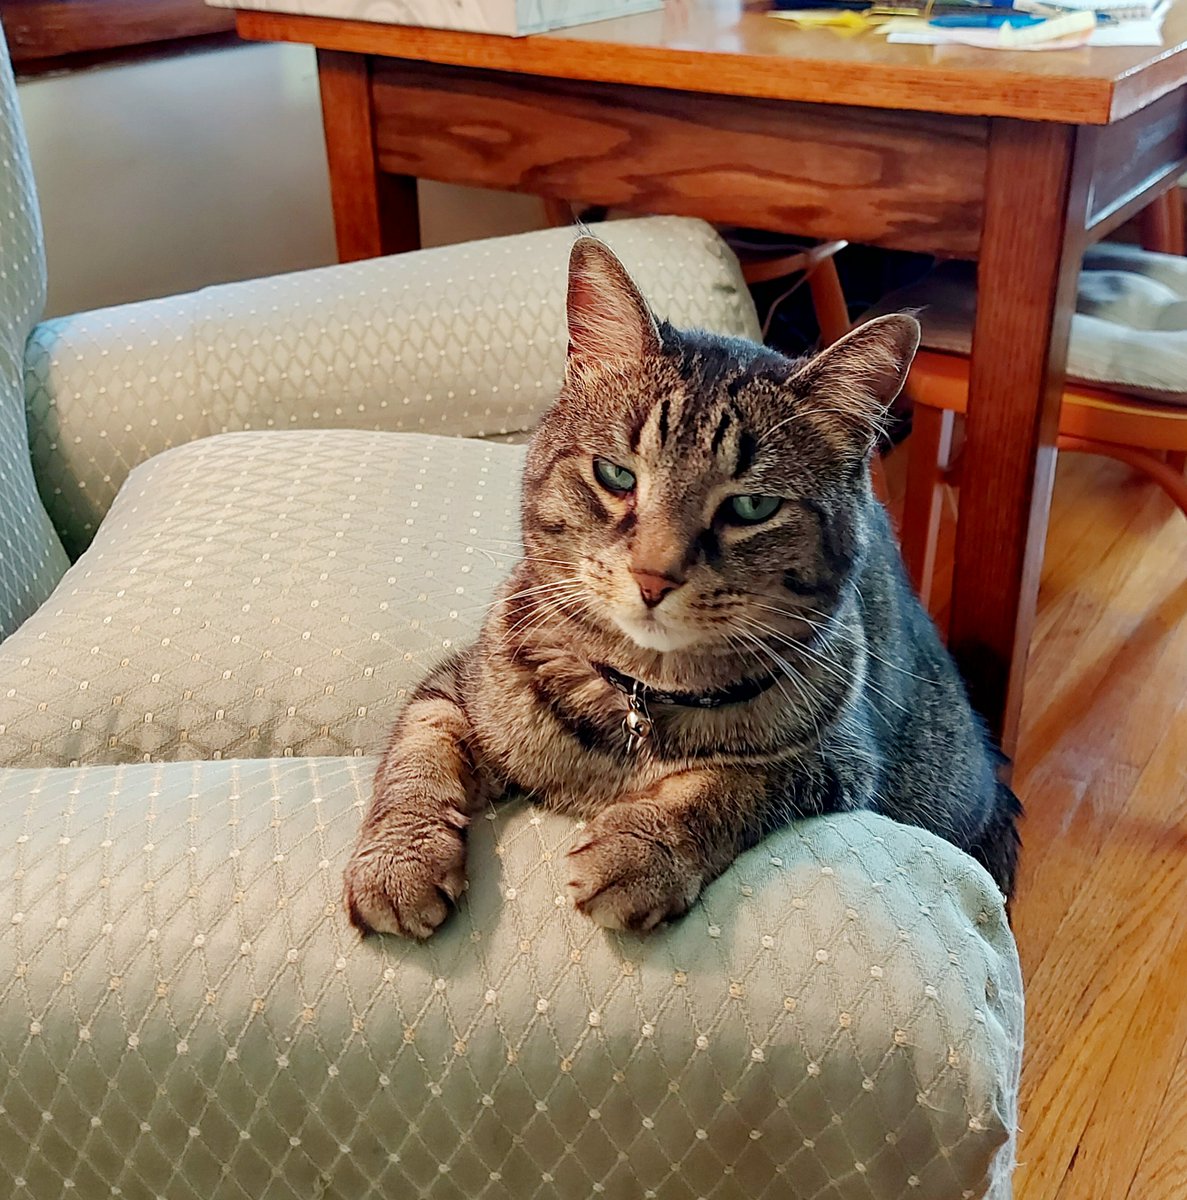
725, 494, 782, 524
593, 458, 636, 494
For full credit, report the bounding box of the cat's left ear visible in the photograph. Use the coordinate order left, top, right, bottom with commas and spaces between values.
566, 236, 661, 369
794, 314, 921, 454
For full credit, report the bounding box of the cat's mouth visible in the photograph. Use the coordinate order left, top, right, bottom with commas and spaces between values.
612, 609, 708, 654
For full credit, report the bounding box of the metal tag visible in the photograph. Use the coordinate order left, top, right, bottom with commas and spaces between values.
624, 680, 653, 752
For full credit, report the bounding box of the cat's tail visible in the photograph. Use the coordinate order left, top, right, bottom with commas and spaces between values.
968, 778, 1023, 902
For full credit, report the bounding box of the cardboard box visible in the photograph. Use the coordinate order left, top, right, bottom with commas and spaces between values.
208, 0, 663, 35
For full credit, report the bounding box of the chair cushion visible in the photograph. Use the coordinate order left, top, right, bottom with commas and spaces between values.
0, 755, 1021, 1200
0, 430, 519, 766
872, 242, 1187, 405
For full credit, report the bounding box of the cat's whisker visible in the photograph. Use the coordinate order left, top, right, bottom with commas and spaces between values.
727, 627, 824, 736
737, 613, 910, 720
456, 576, 587, 615
736, 614, 867, 711
488, 588, 593, 654
433, 541, 578, 569
724, 630, 798, 713
494, 585, 586, 622
499, 587, 586, 633
734, 624, 830, 711
500, 577, 587, 603
728, 622, 821, 707
745, 598, 940, 686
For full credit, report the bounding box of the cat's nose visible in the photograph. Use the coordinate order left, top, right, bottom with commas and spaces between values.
630, 568, 683, 609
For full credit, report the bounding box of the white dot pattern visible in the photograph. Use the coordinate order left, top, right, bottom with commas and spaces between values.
22, 216, 761, 558
0, 26, 70, 639
0, 430, 521, 766
0, 757, 1021, 1199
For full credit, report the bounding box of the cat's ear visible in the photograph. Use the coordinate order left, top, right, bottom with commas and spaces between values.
794, 314, 921, 454
566, 237, 660, 368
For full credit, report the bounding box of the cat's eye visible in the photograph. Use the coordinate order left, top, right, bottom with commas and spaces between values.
593, 458, 636, 494
723, 494, 782, 525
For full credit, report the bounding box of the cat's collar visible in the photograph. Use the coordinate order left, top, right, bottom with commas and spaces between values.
593, 661, 779, 752
593, 662, 779, 713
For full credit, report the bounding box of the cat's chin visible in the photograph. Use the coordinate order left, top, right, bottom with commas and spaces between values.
612, 614, 707, 654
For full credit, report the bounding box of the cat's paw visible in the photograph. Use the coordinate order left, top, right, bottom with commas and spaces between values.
566, 803, 704, 932
343, 809, 468, 939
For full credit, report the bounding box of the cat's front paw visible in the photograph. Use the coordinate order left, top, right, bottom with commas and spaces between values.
343, 810, 468, 939
567, 803, 705, 932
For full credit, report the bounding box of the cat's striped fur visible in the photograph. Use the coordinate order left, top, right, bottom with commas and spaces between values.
345, 238, 1021, 938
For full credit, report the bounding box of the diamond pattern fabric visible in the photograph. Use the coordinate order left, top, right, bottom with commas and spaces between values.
0, 22, 70, 638
0, 756, 1021, 1200
0, 430, 522, 767
23, 216, 761, 558
0, 35, 1019, 1193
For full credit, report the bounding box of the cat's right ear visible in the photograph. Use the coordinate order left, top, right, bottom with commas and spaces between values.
566, 237, 660, 369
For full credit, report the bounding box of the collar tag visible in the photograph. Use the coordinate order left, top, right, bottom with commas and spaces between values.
623, 680, 653, 752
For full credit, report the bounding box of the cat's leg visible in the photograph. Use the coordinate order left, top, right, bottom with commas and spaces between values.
566, 768, 777, 932
344, 653, 491, 939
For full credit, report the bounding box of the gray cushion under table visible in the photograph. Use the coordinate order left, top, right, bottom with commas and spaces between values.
871, 241, 1187, 406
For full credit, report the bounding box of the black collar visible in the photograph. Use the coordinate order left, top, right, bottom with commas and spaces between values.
593, 661, 779, 710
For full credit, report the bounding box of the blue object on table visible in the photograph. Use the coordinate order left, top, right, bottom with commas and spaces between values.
928, 10, 1046, 24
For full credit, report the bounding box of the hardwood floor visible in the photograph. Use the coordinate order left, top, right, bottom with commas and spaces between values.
889, 445, 1187, 1200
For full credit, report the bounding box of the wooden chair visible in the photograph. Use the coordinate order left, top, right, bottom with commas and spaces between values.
805, 191, 1187, 604
901, 356, 1187, 602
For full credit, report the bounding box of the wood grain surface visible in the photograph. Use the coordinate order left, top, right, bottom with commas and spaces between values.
1085, 86, 1187, 233
236, 0, 1187, 126
371, 58, 987, 256
316, 50, 420, 262
3, 0, 233, 64
947, 119, 1089, 753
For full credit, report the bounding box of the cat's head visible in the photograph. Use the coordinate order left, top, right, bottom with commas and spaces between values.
521, 237, 919, 657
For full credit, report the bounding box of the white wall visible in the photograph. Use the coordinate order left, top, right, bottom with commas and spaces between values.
17, 41, 545, 318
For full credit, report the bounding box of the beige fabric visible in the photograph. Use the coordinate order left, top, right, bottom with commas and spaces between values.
0, 755, 1021, 1199
23, 217, 760, 556
0, 23, 70, 638
0, 430, 521, 767
870, 243, 1187, 405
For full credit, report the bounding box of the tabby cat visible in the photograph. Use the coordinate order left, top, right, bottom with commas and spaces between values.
344, 237, 1021, 938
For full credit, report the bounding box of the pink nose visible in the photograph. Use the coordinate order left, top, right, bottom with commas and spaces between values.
630, 569, 683, 609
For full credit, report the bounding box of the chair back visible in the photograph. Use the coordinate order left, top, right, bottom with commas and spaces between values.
0, 22, 69, 638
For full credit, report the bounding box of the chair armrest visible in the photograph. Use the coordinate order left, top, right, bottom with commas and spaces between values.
0, 756, 1022, 1200
24, 217, 759, 556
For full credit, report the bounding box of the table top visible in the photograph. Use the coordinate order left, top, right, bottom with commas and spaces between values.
236, 0, 1187, 125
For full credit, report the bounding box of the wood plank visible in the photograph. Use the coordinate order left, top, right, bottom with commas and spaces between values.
947, 120, 1089, 754
1050, 913, 1187, 1200
3, 0, 233, 64
1084, 87, 1187, 234
315, 50, 419, 263
1126, 1038, 1187, 1200
370, 58, 988, 256
1013, 684, 1187, 1199
1009, 483, 1186, 975
234, 3, 1187, 126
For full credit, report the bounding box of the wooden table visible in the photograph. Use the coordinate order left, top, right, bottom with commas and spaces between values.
236, 0, 1187, 758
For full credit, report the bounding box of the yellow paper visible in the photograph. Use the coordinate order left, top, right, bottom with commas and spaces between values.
768, 9, 873, 30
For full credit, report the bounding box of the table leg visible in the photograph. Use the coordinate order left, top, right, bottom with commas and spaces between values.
948, 119, 1089, 758
315, 51, 420, 263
